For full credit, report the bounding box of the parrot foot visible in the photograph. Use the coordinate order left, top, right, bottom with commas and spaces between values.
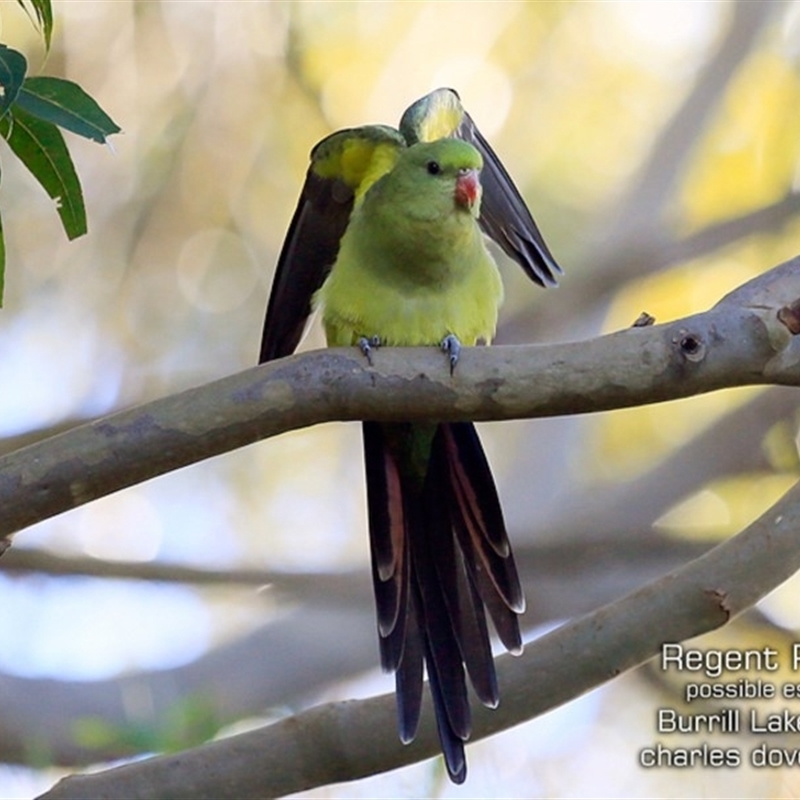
358, 335, 382, 365
441, 334, 461, 374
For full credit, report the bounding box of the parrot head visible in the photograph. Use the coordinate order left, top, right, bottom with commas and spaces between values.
384, 138, 484, 222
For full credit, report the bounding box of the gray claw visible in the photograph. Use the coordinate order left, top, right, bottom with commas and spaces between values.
441, 334, 461, 375
358, 335, 382, 366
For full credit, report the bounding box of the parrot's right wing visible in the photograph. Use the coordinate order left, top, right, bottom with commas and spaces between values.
259, 126, 405, 362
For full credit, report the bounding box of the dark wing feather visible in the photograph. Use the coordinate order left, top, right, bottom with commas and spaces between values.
398, 86, 562, 288
259, 126, 406, 363
457, 112, 562, 288
258, 170, 353, 362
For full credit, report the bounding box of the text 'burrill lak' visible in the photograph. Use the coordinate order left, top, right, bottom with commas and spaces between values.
638, 643, 800, 769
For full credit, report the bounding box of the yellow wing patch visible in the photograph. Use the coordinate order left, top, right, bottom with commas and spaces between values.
417, 104, 463, 142
311, 126, 404, 198
399, 87, 465, 143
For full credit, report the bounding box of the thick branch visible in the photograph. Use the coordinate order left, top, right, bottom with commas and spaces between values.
40, 475, 800, 798
2, 258, 799, 546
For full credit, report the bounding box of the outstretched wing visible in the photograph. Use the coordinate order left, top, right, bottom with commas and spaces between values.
259, 125, 406, 362
399, 87, 562, 288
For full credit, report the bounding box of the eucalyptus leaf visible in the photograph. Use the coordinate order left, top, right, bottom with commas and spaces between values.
0, 45, 28, 118
14, 0, 53, 50
17, 77, 120, 143
0, 107, 87, 240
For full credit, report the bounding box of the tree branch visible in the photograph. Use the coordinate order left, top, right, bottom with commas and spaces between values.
607, 0, 780, 239
2, 257, 799, 550
0, 547, 286, 586
536, 384, 800, 543
39, 474, 800, 798
0, 533, 711, 766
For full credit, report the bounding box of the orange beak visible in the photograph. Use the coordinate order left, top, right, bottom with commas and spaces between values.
455, 169, 480, 209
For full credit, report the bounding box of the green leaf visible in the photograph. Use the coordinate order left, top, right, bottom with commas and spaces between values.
0, 107, 86, 239
0, 45, 28, 118
14, 0, 53, 51
16, 77, 121, 143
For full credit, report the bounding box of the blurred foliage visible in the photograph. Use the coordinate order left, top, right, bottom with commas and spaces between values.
14, 0, 52, 51
1, 1, 800, 798
72, 695, 221, 757
682, 50, 800, 226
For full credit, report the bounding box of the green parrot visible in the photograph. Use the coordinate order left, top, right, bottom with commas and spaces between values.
259, 88, 561, 783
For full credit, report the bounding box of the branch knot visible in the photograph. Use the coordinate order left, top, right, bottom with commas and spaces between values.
675, 330, 706, 362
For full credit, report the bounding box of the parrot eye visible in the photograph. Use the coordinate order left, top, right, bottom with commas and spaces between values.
426, 160, 441, 175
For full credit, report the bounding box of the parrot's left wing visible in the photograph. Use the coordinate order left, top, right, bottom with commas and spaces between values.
456, 112, 561, 287
259, 126, 405, 362
400, 87, 562, 288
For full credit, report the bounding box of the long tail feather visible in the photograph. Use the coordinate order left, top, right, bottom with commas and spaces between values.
408, 499, 471, 742
363, 422, 409, 671
420, 623, 467, 784
425, 432, 499, 707
395, 601, 424, 743
363, 420, 524, 782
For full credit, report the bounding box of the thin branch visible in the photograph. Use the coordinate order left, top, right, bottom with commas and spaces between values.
659, 190, 800, 268
0, 534, 710, 766
596, 191, 800, 313
503, 0, 797, 347
0, 548, 284, 586
500, 190, 800, 346
608, 0, 780, 237
2, 257, 799, 548
536, 385, 800, 543
0, 531, 710, 593
39, 474, 800, 798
